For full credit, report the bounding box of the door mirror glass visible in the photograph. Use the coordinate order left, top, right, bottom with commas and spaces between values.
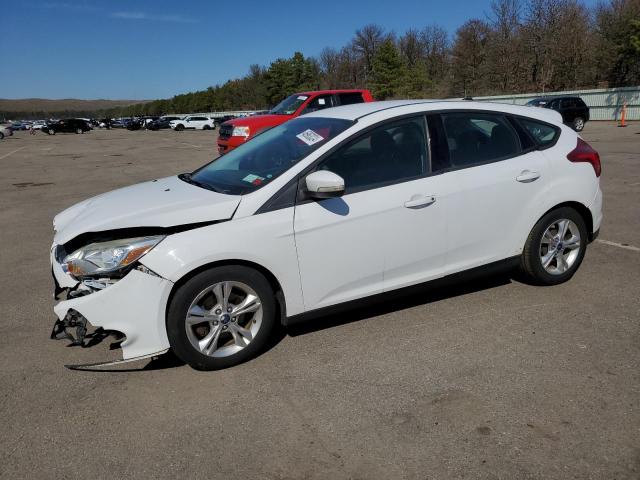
305, 170, 345, 199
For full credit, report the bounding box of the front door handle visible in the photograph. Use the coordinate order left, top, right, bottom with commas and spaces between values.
516, 170, 541, 183
404, 195, 436, 209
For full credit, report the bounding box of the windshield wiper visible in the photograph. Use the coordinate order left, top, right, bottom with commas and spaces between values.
179, 173, 223, 193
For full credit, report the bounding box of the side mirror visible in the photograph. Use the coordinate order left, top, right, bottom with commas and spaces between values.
305, 170, 345, 199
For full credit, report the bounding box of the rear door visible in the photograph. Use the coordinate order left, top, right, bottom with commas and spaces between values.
428, 111, 551, 272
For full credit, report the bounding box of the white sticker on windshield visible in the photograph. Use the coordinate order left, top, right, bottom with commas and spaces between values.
296, 129, 324, 146
297, 96, 308, 101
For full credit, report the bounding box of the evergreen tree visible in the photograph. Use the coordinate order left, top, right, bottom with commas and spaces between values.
370, 39, 405, 99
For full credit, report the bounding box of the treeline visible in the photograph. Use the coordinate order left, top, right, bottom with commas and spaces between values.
5, 0, 639, 120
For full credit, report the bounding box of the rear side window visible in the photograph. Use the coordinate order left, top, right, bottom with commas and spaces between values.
338, 92, 365, 105
518, 118, 559, 148
440, 112, 521, 169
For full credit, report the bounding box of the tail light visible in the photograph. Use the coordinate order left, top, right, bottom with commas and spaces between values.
567, 138, 601, 177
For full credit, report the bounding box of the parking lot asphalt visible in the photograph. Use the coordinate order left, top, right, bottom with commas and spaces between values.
0, 123, 638, 479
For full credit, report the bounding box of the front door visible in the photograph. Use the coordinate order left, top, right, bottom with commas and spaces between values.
293, 116, 449, 311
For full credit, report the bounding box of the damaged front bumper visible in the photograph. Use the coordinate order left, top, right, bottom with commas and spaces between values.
51, 247, 174, 367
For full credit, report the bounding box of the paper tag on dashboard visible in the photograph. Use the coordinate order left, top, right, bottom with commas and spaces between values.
296, 129, 324, 146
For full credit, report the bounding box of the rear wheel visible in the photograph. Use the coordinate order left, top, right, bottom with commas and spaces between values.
572, 117, 585, 132
48, 129, 56, 135
520, 207, 588, 285
0, 132, 4, 140
203, 124, 211, 130
167, 266, 276, 370
76, 127, 83, 134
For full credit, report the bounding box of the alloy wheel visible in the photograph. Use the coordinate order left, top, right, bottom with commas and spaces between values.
539, 219, 581, 275
185, 281, 263, 358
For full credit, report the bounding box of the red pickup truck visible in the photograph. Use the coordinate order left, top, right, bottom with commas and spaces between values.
217, 89, 374, 154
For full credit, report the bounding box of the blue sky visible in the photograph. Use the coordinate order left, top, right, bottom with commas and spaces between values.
2, 0, 600, 100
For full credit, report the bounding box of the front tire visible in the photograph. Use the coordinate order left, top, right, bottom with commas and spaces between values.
175, 124, 185, 131
572, 117, 585, 132
76, 128, 83, 134
167, 266, 276, 370
520, 207, 588, 285
48, 129, 55, 135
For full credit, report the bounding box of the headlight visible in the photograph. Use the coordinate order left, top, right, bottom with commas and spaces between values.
232, 126, 250, 138
63, 236, 165, 278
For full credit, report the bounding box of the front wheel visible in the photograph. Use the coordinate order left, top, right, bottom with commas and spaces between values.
572, 117, 585, 132
0, 132, 4, 140
175, 124, 185, 131
48, 129, 56, 135
520, 207, 588, 285
76, 128, 83, 134
167, 266, 276, 370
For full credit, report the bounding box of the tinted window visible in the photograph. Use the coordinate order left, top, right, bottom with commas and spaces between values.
318, 117, 427, 193
302, 95, 334, 115
191, 116, 207, 121
338, 92, 365, 105
518, 118, 559, 147
189, 117, 352, 195
440, 113, 520, 168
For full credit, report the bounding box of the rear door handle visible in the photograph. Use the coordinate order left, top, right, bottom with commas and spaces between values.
404, 195, 436, 209
516, 170, 541, 183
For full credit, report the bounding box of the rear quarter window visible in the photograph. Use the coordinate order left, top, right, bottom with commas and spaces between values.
338, 92, 365, 105
518, 118, 560, 148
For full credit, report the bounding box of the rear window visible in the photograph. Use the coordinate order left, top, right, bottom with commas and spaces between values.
338, 92, 365, 105
518, 118, 559, 148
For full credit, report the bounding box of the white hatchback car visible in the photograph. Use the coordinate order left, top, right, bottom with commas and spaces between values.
170, 115, 215, 131
51, 100, 602, 370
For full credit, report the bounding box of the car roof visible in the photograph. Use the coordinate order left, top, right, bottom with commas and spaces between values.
305, 99, 564, 125
296, 89, 369, 96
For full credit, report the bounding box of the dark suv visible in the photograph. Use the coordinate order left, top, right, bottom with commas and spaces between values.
526, 96, 589, 132
45, 118, 91, 135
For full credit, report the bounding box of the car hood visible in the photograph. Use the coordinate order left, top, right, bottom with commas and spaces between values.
224, 114, 293, 131
53, 175, 241, 245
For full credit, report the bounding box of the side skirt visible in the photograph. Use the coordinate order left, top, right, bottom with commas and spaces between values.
283, 256, 520, 326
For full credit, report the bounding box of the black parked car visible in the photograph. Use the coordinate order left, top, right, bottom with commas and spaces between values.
147, 116, 182, 131
526, 96, 590, 132
45, 118, 91, 135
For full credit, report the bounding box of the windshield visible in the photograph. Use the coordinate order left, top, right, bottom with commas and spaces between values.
269, 94, 309, 115
186, 117, 353, 195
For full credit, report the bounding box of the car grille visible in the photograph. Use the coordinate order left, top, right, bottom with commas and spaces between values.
219, 124, 233, 140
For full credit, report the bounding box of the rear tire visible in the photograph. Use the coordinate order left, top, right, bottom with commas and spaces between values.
520, 207, 588, 285
203, 125, 211, 130
572, 117, 585, 132
76, 128, 83, 134
167, 266, 276, 370
48, 129, 55, 135
0, 132, 4, 140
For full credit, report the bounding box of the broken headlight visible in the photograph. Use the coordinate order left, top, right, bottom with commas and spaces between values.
63, 236, 165, 278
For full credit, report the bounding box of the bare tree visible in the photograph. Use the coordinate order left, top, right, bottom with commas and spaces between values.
421, 25, 450, 94
451, 20, 491, 96
399, 29, 425, 67
351, 24, 387, 83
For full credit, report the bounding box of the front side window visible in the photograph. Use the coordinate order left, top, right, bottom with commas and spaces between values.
318, 117, 427, 193
440, 112, 521, 168
187, 117, 352, 195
